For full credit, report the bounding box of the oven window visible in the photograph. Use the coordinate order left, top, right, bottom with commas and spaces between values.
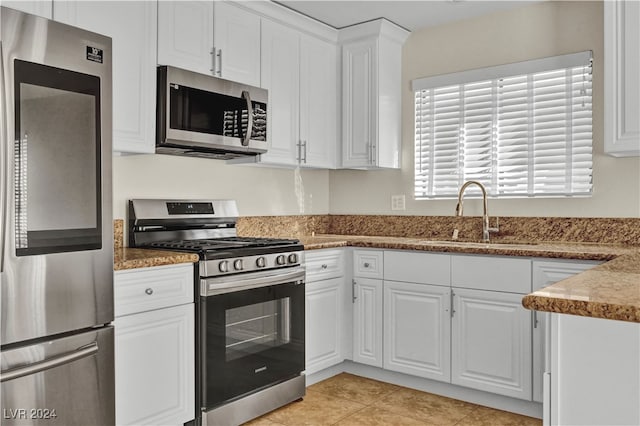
14, 59, 101, 256
226, 298, 291, 362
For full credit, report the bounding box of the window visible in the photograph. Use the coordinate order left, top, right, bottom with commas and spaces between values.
413, 51, 593, 199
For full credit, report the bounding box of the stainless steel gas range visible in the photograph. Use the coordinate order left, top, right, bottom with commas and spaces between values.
128, 199, 305, 426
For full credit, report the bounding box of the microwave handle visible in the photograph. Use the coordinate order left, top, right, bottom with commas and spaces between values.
241, 90, 253, 147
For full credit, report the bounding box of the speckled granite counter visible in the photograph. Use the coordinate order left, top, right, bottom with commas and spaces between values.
522, 252, 640, 323
300, 234, 640, 323
114, 248, 198, 271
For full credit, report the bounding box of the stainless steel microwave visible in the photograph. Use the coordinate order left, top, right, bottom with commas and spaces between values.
156, 66, 268, 159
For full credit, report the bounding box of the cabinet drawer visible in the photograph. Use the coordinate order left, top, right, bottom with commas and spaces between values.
451, 255, 531, 294
384, 250, 450, 286
306, 249, 344, 282
115, 264, 194, 317
353, 249, 383, 279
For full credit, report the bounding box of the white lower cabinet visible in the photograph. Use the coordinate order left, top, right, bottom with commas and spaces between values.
352, 277, 383, 367
531, 260, 600, 404
451, 288, 532, 400
305, 249, 345, 375
115, 304, 195, 426
383, 280, 451, 382
306, 277, 343, 374
114, 264, 195, 426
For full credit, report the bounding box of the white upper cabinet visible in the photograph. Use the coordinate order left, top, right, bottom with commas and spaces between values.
299, 34, 338, 168
340, 19, 408, 169
1, 0, 51, 18
54, 1, 157, 154
255, 18, 338, 168
259, 18, 300, 166
157, 1, 214, 76
213, 1, 261, 87
605, 0, 640, 156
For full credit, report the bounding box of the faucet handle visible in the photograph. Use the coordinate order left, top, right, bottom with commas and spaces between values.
487, 216, 500, 233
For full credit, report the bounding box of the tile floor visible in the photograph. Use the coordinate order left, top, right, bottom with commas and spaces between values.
244, 373, 542, 426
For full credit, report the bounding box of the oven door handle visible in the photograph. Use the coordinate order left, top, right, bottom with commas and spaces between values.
201, 267, 305, 296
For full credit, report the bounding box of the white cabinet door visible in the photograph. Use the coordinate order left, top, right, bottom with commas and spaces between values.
1, 0, 51, 17
157, 1, 214, 75
341, 37, 376, 168
259, 19, 299, 166
383, 281, 451, 382
352, 277, 383, 367
451, 288, 532, 400
54, 1, 157, 154
213, 1, 261, 86
115, 303, 195, 426
306, 277, 344, 374
340, 20, 407, 169
604, 0, 640, 156
299, 34, 337, 168
531, 260, 599, 403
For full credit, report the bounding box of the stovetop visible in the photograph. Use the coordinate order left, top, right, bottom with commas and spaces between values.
141, 236, 303, 261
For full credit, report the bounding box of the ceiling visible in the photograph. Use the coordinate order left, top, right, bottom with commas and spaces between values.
275, 1, 537, 32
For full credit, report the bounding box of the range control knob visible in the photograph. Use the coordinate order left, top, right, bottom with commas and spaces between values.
233, 259, 243, 271
218, 261, 229, 273
288, 253, 299, 264
276, 255, 286, 265
256, 257, 266, 268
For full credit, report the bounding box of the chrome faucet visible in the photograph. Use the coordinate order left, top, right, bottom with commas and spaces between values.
455, 181, 499, 242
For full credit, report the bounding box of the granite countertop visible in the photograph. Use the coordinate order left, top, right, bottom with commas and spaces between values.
300, 234, 640, 323
112, 226, 640, 323
114, 248, 199, 271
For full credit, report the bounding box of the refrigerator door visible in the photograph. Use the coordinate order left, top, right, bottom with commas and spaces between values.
0, 326, 115, 425
0, 7, 113, 345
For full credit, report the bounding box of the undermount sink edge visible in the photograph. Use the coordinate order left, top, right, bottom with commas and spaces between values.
418, 240, 539, 246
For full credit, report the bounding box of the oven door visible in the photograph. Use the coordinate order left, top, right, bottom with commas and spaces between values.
201, 269, 305, 410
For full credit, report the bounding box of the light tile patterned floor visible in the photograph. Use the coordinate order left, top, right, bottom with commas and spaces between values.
244, 373, 542, 426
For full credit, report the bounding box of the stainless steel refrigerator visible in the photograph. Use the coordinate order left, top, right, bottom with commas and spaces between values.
0, 7, 114, 425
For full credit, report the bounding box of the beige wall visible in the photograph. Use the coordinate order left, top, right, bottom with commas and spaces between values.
329, 1, 640, 218
114, 1, 639, 221
113, 154, 330, 220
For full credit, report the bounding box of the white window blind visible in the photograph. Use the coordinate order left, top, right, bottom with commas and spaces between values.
414, 51, 592, 199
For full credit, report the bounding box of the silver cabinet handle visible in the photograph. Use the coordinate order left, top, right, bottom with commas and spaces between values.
321, 264, 328, 269
145, 288, 153, 295
296, 140, 302, 162
533, 311, 538, 328
241, 90, 253, 147
1, 342, 98, 383
302, 140, 307, 164
370, 143, 376, 164
352, 279, 357, 303
450, 291, 455, 318
211, 47, 222, 76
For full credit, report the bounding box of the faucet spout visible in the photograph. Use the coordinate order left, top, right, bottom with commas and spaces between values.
455, 181, 498, 242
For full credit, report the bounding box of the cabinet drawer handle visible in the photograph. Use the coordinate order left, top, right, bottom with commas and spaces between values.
145, 288, 153, 296
363, 262, 370, 268
321, 264, 328, 269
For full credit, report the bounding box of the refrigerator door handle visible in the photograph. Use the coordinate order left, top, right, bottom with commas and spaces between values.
0, 342, 98, 383
0, 42, 7, 273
